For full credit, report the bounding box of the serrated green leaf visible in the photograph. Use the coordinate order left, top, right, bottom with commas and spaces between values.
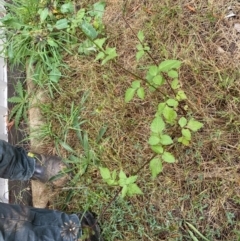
61, 2, 74, 14
136, 50, 144, 61
171, 79, 180, 89
187, 119, 204, 132
14, 104, 23, 128
92, 1, 106, 18
127, 183, 143, 196
148, 136, 160, 145
119, 170, 127, 180
81, 21, 98, 39
39, 8, 49, 22
163, 106, 177, 124
126, 175, 138, 185
178, 136, 190, 146
149, 65, 158, 76
95, 51, 105, 61
101, 47, 117, 65
166, 98, 178, 108
150, 116, 165, 133
150, 158, 162, 178
121, 185, 128, 198
162, 152, 175, 163
15, 81, 24, 98
160, 134, 173, 145
137, 87, 145, 99
168, 70, 178, 78
55, 18, 69, 29
182, 128, 191, 140
9, 104, 21, 120
157, 103, 166, 114
131, 80, 140, 89
178, 117, 187, 128
158, 60, 181, 72
8, 96, 23, 103
176, 90, 187, 101
137, 30, 144, 42
99, 167, 111, 180
94, 38, 106, 50
150, 145, 163, 154
153, 75, 164, 86
125, 88, 136, 103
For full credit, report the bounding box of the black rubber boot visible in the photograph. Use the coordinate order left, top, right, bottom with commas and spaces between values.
30, 153, 67, 183
78, 212, 103, 241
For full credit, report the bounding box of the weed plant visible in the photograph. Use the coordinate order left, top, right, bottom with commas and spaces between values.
3, 0, 240, 240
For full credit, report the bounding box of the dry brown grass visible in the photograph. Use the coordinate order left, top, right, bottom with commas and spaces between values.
37, 0, 240, 240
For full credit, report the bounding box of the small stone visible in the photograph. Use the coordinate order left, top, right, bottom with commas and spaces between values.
234, 23, 240, 33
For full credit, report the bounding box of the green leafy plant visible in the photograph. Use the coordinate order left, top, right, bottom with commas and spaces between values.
8, 81, 29, 128
0, 0, 107, 89
123, 31, 204, 178
100, 167, 143, 198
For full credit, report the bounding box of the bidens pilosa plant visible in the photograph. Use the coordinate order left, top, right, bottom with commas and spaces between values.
125, 31, 203, 178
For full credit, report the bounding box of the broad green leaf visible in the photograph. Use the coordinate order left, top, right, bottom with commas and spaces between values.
168, 70, 178, 78
162, 152, 175, 163
176, 90, 187, 101
94, 38, 106, 50
160, 134, 173, 145
137, 30, 144, 42
149, 65, 158, 76
125, 88, 136, 102
178, 117, 187, 128
121, 185, 128, 198
61, 2, 74, 13
131, 80, 140, 89
136, 50, 144, 61
137, 87, 145, 99
127, 183, 143, 196
47, 38, 58, 47
182, 129, 191, 140
55, 18, 69, 29
153, 75, 164, 86
158, 60, 181, 72
101, 47, 117, 65
95, 52, 105, 61
187, 119, 203, 132
171, 79, 180, 89
40, 8, 49, 22
106, 179, 118, 186
150, 116, 165, 133
99, 167, 111, 180
136, 43, 143, 51
126, 175, 138, 185
81, 21, 98, 39
49, 68, 61, 83
119, 170, 127, 180
163, 106, 177, 124
92, 1, 106, 18
157, 103, 166, 114
150, 145, 163, 154
148, 136, 160, 145
178, 136, 190, 146
150, 158, 162, 178
166, 98, 178, 108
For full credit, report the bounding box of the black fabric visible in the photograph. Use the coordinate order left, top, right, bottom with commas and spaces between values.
0, 202, 80, 241
0, 140, 34, 180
